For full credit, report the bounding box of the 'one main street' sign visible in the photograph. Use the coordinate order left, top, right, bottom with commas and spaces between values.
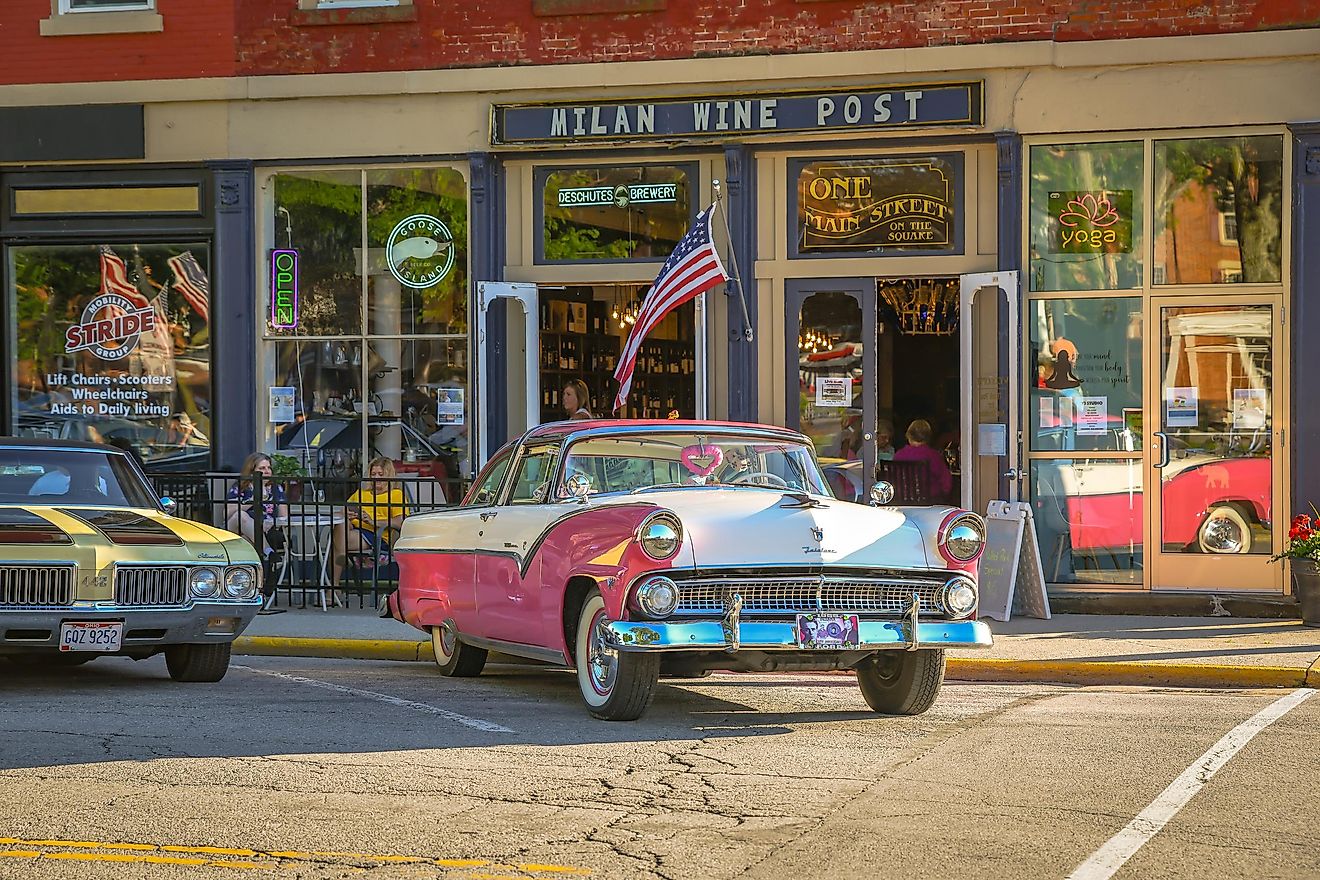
492, 81, 983, 145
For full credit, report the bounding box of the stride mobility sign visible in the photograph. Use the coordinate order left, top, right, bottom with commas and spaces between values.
493, 82, 982, 145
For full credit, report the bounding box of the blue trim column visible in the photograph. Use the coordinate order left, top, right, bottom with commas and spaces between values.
469, 152, 505, 466
996, 132, 1023, 502
1290, 123, 1320, 512
207, 161, 256, 472
723, 144, 758, 422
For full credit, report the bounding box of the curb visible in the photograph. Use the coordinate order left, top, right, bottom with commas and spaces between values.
234, 636, 428, 663
233, 637, 1320, 690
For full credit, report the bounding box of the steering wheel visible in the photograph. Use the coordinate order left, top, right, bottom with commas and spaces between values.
732, 471, 789, 488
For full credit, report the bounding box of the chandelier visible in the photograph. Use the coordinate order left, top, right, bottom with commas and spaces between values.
878, 278, 960, 336
798, 328, 834, 353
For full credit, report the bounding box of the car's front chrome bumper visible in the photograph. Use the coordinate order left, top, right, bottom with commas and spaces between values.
603, 618, 992, 653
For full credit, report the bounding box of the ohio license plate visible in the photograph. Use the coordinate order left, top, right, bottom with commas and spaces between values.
59, 622, 123, 653
795, 614, 860, 649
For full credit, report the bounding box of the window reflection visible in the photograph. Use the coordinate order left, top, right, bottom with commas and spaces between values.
11, 242, 211, 468
367, 168, 468, 335
269, 170, 362, 336
1154, 136, 1283, 285
1029, 298, 1142, 452
541, 165, 691, 262
1029, 142, 1143, 292
1032, 459, 1142, 585
797, 292, 863, 460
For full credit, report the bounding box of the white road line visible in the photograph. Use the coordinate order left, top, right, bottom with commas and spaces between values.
234, 665, 515, 734
1067, 687, 1315, 880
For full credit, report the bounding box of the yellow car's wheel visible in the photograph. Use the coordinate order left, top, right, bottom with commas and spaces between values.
165, 643, 231, 683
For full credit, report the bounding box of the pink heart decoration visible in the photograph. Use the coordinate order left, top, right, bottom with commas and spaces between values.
680, 444, 724, 478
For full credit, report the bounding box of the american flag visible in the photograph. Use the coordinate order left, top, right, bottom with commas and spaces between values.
167, 251, 210, 322
99, 246, 150, 309
613, 204, 729, 412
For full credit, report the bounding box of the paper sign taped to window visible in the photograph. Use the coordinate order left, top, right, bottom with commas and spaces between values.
1076, 397, 1108, 435
269, 386, 296, 423
815, 376, 852, 407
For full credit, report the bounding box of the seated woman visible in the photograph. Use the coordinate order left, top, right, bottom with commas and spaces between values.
892, 419, 954, 504
332, 457, 410, 596
225, 453, 288, 603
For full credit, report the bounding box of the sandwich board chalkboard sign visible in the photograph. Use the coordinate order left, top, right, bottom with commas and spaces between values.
978, 500, 1051, 622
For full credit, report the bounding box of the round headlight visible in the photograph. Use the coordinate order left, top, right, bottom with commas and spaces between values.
944, 515, 986, 562
638, 513, 682, 560
869, 481, 895, 506
941, 577, 978, 619
190, 567, 219, 598
636, 576, 679, 618
224, 566, 257, 599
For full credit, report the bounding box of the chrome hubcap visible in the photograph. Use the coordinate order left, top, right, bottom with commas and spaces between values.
587, 615, 618, 695
1204, 516, 1245, 553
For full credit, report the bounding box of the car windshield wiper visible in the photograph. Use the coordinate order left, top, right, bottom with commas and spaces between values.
630, 482, 686, 494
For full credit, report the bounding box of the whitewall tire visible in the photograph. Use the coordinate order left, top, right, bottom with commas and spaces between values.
574, 591, 660, 721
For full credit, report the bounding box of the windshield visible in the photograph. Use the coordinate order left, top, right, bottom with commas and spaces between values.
562, 433, 828, 496
0, 448, 158, 508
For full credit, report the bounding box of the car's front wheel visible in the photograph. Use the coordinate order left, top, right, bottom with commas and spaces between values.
431, 622, 487, 677
855, 649, 945, 715
574, 591, 660, 721
164, 643, 231, 683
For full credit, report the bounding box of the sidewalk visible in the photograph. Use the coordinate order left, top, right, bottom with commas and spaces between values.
234, 606, 1320, 689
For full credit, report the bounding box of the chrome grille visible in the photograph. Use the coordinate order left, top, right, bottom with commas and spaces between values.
0, 565, 75, 607
672, 573, 945, 617
115, 567, 189, 607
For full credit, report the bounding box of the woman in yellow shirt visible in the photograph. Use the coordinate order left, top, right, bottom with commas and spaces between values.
331, 457, 410, 593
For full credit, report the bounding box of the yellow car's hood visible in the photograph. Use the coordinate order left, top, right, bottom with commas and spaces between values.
0, 505, 256, 601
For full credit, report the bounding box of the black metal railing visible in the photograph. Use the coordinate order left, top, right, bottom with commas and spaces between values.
147, 471, 467, 610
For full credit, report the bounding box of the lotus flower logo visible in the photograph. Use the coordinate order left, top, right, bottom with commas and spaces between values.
1058, 193, 1119, 229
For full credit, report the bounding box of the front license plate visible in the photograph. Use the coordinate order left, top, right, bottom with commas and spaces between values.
59, 622, 123, 653
795, 614, 861, 649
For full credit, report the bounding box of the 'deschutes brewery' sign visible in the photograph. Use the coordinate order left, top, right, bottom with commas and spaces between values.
798, 156, 961, 253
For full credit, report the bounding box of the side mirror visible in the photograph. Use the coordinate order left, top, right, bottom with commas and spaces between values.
160, 496, 178, 516
565, 473, 592, 502
869, 482, 895, 506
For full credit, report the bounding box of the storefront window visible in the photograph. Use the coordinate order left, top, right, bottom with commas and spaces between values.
1029, 142, 1143, 292
539, 165, 692, 262
269, 170, 362, 336
1031, 458, 1143, 586
1153, 135, 1283, 285
794, 155, 963, 256
10, 242, 212, 468
1029, 298, 1143, 452
264, 165, 470, 484
366, 168, 468, 335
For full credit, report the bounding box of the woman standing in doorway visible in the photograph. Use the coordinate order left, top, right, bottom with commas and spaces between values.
562, 379, 594, 421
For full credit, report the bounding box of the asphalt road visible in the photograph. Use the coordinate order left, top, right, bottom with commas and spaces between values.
1, 655, 1316, 880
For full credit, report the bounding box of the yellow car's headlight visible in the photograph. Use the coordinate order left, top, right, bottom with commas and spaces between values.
223, 566, 258, 599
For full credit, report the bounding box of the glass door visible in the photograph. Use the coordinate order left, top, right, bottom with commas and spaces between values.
1149, 295, 1284, 591
785, 279, 877, 500
475, 282, 539, 468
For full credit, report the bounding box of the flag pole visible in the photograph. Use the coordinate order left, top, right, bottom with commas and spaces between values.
711, 179, 754, 342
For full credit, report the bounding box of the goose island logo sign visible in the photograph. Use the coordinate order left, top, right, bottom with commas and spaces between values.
386, 214, 455, 289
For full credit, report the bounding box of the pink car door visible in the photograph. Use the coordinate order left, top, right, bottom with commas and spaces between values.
472, 444, 561, 646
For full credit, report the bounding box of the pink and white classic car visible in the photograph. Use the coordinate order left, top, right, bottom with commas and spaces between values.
387, 420, 991, 721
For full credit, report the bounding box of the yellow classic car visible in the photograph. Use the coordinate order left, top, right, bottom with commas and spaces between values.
0, 439, 262, 681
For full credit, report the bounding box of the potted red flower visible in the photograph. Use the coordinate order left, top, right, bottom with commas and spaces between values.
1274, 514, 1320, 626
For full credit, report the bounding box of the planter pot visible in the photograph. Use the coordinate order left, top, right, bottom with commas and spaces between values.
1291, 559, 1320, 627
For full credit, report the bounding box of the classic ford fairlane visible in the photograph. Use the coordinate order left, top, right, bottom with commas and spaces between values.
388, 420, 991, 720
0, 439, 262, 681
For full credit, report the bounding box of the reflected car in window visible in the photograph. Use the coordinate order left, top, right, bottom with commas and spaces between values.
386, 420, 991, 721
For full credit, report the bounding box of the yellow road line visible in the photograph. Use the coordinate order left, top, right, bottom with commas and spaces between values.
0, 837, 590, 875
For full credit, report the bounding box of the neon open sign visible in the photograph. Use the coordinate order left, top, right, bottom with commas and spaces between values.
270, 249, 298, 328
